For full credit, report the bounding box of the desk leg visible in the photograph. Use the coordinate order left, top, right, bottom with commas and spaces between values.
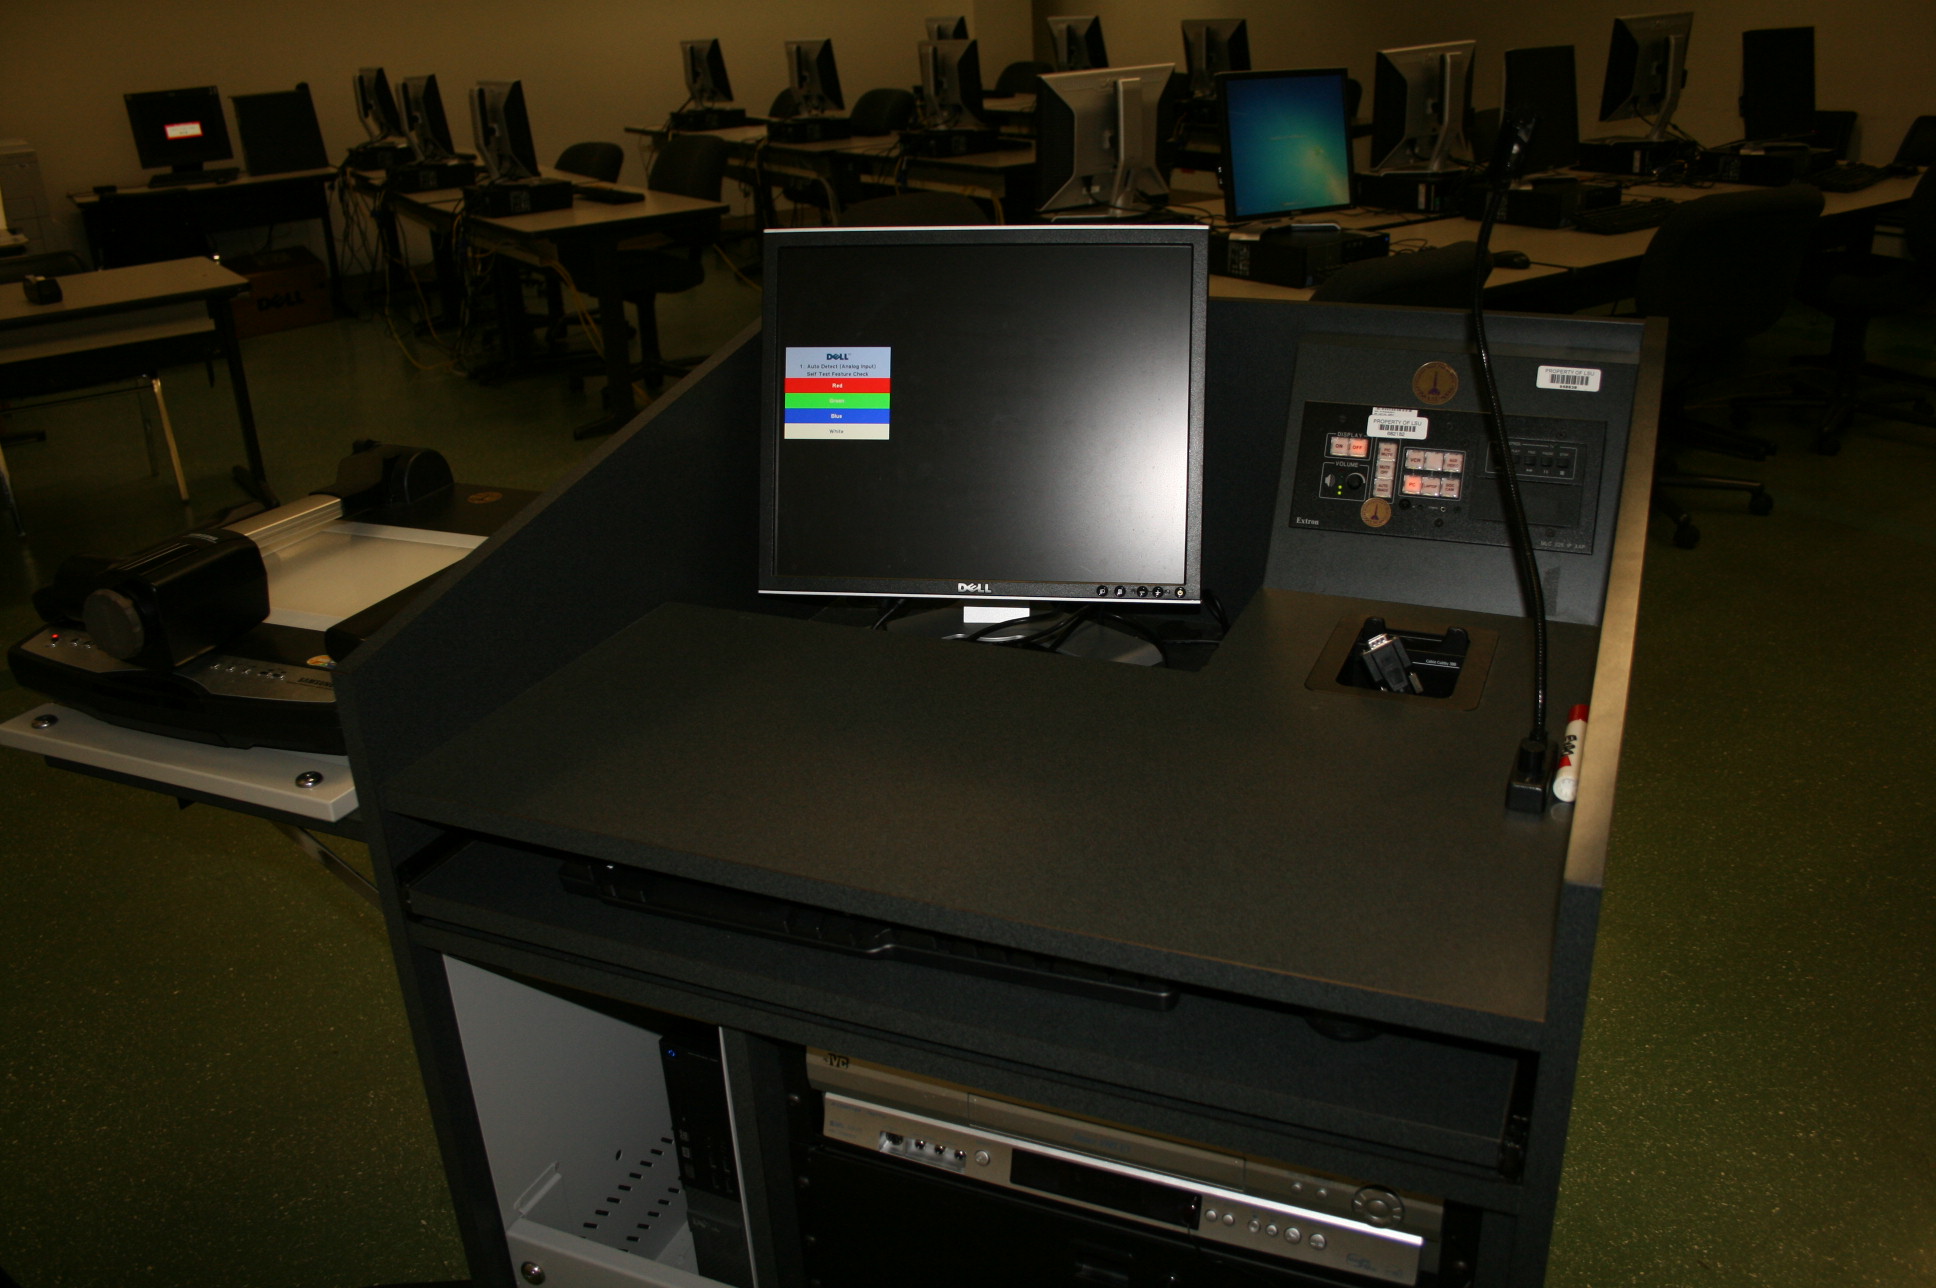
208, 299, 270, 493
575, 239, 637, 440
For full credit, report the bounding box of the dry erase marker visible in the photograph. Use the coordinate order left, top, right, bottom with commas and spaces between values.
1553, 704, 1589, 803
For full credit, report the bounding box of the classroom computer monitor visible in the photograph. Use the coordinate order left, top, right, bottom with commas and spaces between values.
1501, 45, 1580, 172
920, 39, 986, 128
1181, 19, 1250, 99
1369, 40, 1476, 173
786, 40, 845, 114
1740, 26, 1815, 140
124, 86, 234, 178
470, 81, 542, 182
1035, 63, 1177, 213
400, 75, 458, 161
1046, 16, 1108, 72
1597, 12, 1692, 141
759, 224, 1206, 618
230, 84, 330, 176
925, 16, 969, 41
682, 39, 734, 105
1217, 68, 1353, 222
355, 68, 405, 140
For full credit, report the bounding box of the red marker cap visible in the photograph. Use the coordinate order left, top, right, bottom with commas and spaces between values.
1568, 704, 1589, 722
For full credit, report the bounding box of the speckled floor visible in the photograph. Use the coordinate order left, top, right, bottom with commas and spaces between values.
1, 264, 1930, 1287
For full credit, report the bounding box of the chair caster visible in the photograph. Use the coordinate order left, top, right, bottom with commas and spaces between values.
1673, 520, 1700, 549
1749, 489, 1774, 516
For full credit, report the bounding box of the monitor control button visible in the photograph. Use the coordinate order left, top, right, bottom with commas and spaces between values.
1205, 1208, 1219, 1222
1309, 1233, 1327, 1251
1284, 1226, 1303, 1244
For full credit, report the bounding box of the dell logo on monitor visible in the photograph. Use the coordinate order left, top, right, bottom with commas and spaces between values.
958, 582, 991, 593
826, 352, 848, 359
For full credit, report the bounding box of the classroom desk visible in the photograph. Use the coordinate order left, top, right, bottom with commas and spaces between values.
359, 172, 726, 436
0, 258, 265, 525
1207, 172, 1923, 305
69, 169, 343, 311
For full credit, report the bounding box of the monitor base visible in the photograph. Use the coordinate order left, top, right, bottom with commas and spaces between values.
887, 605, 1162, 667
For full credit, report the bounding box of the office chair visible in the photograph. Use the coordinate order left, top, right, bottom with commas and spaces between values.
559, 134, 730, 393
554, 141, 624, 184
1309, 243, 1480, 308
992, 61, 1051, 96
0, 251, 192, 534
768, 88, 800, 120
836, 193, 988, 227
1635, 183, 1825, 546
849, 89, 916, 136
1736, 166, 1936, 454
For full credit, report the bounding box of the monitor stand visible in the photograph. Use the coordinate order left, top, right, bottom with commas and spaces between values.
885, 602, 1162, 667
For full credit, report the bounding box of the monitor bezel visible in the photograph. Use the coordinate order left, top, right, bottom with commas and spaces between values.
756, 224, 1208, 607
1216, 66, 1354, 223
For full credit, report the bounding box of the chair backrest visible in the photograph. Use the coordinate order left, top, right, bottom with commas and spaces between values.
993, 61, 1051, 96
849, 88, 916, 136
836, 193, 989, 227
768, 87, 800, 120
1635, 183, 1825, 355
1310, 242, 1480, 308
648, 134, 729, 202
555, 141, 624, 184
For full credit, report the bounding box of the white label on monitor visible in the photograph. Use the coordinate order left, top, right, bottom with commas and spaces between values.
164, 120, 205, 140
1537, 365, 1601, 392
1366, 409, 1428, 439
784, 346, 892, 440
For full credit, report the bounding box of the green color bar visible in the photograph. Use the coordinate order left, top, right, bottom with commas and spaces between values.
784, 392, 892, 409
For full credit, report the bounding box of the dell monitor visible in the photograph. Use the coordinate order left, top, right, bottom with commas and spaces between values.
1597, 12, 1691, 141
1181, 19, 1250, 100
1036, 64, 1177, 213
1501, 45, 1580, 173
124, 86, 234, 179
925, 16, 969, 41
400, 76, 459, 161
1369, 40, 1476, 173
682, 39, 734, 106
470, 80, 541, 181
230, 85, 329, 176
1740, 26, 1815, 140
355, 67, 405, 140
920, 39, 986, 129
1046, 16, 1108, 72
786, 40, 845, 114
1217, 68, 1353, 223
760, 224, 1206, 652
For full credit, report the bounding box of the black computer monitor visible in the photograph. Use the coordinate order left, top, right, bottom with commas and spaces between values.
925, 16, 969, 41
1181, 19, 1250, 99
401, 75, 458, 162
124, 86, 234, 178
759, 224, 1206, 624
682, 39, 734, 106
355, 67, 405, 140
1597, 12, 1692, 141
1369, 40, 1476, 173
470, 81, 541, 182
1501, 45, 1580, 172
1217, 68, 1353, 222
920, 39, 986, 128
1036, 64, 1177, 213
1740, 26, 1815, 140
785, 40, 845, 114
1046, 16, 1108, 72
230, 84, 330, 176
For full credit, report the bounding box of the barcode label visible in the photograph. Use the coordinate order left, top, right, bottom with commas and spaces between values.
1537, 365, 1601, 392
1366, 408, 1428, 439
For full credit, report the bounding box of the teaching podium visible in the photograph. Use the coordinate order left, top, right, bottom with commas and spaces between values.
339, 298, 1660, 1288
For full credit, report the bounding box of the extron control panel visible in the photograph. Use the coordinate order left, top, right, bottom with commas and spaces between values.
1288, 401, 1606, 555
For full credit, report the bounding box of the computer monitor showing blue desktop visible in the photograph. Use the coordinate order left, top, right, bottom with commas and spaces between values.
1217, 68, 1352, 222
1035, 63, 1176, 213
759, 224, 1206, 661
124, 86, 235, 181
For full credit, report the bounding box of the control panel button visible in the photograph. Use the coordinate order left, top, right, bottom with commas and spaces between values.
1309, 1233, 1327, 1251
1373, 479, 1393, 499
1348, 437, 1369, 458
1328, 435, 1352, 457
1441, 478, 1461, 499
1284, 1226, 1303, 1245
1404, 449, 1425, 469
1378, 441, 1397, 461
1423, 450, 1444, 471
1421, 477, 1441, 497
1443, 450, 1465, 472
1402, 474, 1423, 495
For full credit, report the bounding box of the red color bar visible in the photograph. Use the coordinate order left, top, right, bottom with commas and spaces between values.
784, 378, 892, 393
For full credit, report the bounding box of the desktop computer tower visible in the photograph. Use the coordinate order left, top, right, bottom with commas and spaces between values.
767, 115, 853, 143
1576, 136, 1695, 177
0, 140, 57, 253
1353, 169, 1468, 215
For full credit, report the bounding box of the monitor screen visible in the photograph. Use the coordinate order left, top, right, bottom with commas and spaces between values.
1740, 26, 1814, 139
759, 225, 1206, 606
124, 86, 234, 174
1501, 46, 1580, 172
1218, 68, 1352, 222
231, 84, 329, 176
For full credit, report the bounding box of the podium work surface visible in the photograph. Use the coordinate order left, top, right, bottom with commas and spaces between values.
342, 297, 1658, 1288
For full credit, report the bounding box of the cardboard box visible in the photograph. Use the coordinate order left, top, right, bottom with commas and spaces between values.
224, 247, 332, 338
